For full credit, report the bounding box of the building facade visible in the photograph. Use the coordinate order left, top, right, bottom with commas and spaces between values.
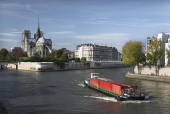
21, 18, 52, 57
75, 43, 120, 61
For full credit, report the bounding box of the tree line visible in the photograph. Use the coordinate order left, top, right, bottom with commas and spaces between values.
0, 48, 86, 62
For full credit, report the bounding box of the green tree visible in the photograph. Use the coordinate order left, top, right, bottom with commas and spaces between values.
146, 38, 163, 67
60, 53, 68, 62
81, 57, 86, 62
75, 58, 80, 62
7, 53, 14, 61
23, 52, 28, 57
0, 48, 9, 60
122, 41, 144, 72
165, 45, 170, 65
33, 52, 40, 57
146, 38, 163, 75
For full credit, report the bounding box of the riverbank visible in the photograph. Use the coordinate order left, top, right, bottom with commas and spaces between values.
0, 100, 8, 114
125, 71, 170, 83
5, 61, 125, 71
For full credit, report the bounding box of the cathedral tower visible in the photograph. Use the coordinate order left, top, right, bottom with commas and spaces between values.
22, 30, 31, 52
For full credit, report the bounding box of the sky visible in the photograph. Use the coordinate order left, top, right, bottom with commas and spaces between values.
1, 0, 170, 52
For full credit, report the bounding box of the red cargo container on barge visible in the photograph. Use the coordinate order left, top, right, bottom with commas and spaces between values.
84, 73, 145, 101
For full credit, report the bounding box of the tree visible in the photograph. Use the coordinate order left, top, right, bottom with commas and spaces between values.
23, 52, 28, 57
33, 52, 40, 57
122, 41, 144, 72
146, 38, 163, 75
166, 45, 170, 65
49, 50, 63, 58
60, 53, 68, 62
7, 53, 14, 61
0, 48, 9, 60
56, 50, 63, 58
8, 48, 26, 61
146, 38, 163, 67
75, 58, 80, 62
81, 57, 86, 62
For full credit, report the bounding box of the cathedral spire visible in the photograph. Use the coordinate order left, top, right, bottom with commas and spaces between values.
36, 15, 41, 41
38, 15, 40, 30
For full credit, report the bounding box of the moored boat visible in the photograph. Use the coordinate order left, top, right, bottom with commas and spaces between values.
84, 73, 145, 101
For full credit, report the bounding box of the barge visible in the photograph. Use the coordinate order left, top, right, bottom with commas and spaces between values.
84, 73, 145, 101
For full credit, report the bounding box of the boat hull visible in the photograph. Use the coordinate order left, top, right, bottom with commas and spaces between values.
86, 83, 145, 101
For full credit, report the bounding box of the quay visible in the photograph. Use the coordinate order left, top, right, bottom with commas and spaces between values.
3, 61, 125, 71
126, 71, 170, 83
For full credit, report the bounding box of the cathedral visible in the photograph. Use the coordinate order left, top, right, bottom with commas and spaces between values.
21, 18, 52, 57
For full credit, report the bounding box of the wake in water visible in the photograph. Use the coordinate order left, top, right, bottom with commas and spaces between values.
121, 100, 151, 104
78, 83, 85, 87
84, 95, 151, 104
84, 96, 118, 102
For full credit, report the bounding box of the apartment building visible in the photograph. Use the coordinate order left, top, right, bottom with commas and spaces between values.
75, 43, 119, 61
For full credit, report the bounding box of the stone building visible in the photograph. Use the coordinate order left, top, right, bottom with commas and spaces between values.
75, 43, 119, 61
21, 18, 52, 57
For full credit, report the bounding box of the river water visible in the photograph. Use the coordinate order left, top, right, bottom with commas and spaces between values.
0, 67, 170, 114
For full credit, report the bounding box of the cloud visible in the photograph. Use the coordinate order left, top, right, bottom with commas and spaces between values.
73, 33, 130, 51
74, 33, 129, 40
48, 31, 130, 51
11, 29, 18, 31
57, 43, 72, 46
83, 19, 170, 28
0, 32, 21, 36
47, 31, 75, 35
0, 38, 19, 43
36, 0, 51, 10
0, 3, 38, 14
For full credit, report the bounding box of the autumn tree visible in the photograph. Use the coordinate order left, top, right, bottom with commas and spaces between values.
7, 48, 26, 61
122, 41, 145, 72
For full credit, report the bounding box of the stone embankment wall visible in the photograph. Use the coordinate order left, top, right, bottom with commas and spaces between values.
6, 64, 17, 69
7, 62, 87, 71
6, 61, 125, 71
134, 66, 170, 76
18, 62, 36, 70
126, 71, 170, 83
65, 62, 87, 69
7, 62, 54, 71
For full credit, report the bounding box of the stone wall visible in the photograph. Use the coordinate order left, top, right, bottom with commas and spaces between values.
18, 62, 36, 70
65, 62, 87, 69
134, 65, 170, 76
7, 64, 17, 69
7, 62, 87, 71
